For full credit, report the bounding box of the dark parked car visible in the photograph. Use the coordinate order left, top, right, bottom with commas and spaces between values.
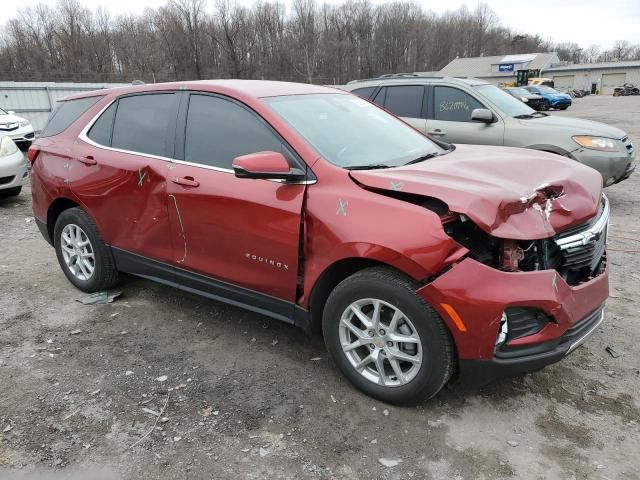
29, 80, 608, 404
503, 87, 546, 111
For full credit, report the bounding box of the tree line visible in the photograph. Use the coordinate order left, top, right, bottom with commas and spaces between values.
1, 0, 638, 85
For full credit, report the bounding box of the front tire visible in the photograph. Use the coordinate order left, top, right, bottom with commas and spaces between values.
322, 267, 454, 404
54, 207, 119, 292
540, 99, 550, 111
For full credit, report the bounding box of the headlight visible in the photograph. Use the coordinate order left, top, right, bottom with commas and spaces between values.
19, 120, 31, 128
573, 135, 620, 152
521, 97, 528, 102
0, 135, 18, 157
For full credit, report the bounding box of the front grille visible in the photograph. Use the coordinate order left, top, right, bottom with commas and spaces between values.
0, 123, 19, 131
0, 175, 15, 185
554, 196, 608, 284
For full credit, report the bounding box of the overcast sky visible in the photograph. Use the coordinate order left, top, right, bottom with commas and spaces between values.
3, 0, 639, 50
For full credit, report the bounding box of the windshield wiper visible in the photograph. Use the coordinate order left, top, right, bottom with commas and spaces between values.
403, 152, 441, 166
514, 112, 548, 120
345, 164, 393, 170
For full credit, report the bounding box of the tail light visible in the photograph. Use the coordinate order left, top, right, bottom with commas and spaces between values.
27, 145, 41, 164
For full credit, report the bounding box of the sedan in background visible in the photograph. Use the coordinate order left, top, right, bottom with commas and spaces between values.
503, 87, 546, 111
0, 135, 28, 197
0, 107, 35, 149
524, 85, 572, 110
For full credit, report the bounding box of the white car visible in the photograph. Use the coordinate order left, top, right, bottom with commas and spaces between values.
0, 135, 28, 197
0, 107, 35, 149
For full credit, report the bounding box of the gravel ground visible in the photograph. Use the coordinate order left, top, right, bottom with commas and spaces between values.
1, 95, 639, 480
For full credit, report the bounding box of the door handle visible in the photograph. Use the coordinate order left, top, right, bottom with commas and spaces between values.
427, 129, 445, 136
77, 155, 97, 165
171, 176, 199, 187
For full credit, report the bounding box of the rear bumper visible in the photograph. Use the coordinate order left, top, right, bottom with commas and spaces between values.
457, 306, 604, 385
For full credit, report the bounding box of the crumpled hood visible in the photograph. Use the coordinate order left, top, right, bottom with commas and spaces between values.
520, 114, 626, 139
350, 144, 603, 240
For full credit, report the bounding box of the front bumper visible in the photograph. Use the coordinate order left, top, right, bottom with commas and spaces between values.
571, 147, 635, 186
0, 149, 29, 191
458, 306, 604, 385
417, 256, 609, 379
2, 126, 35, 146
550, 97, 572, 108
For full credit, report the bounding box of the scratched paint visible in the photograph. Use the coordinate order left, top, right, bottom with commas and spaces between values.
336, 198, 348, 216
137, 168, 147, 189
169, 194, 187, 263
389, 180, 405, 191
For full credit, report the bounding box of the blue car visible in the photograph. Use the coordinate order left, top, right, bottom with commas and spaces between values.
524, 85, 572, 110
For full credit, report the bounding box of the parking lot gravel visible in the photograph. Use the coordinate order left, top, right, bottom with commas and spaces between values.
1, 95, 639, 480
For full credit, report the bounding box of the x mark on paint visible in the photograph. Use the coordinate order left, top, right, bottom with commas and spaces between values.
389, 180, 405, 191
138, 168, 147, 189
336, 198, 348, 216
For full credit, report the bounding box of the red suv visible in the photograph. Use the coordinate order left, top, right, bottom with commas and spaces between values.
30, 81, 609, 403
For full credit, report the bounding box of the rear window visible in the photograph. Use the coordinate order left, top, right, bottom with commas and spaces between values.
87, 102, 116, 146
40, 96, 103, 137
111, 93, 178, 157
382, 85, 424, 118
351, 87, 375, 99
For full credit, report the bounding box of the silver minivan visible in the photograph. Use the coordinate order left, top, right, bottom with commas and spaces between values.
342, 76, 635, 186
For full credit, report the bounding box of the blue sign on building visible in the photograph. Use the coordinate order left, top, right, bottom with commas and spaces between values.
499, 63, 514, 72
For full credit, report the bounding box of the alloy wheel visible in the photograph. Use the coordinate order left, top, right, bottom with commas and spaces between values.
339, 298, 423, 387
60, 224, 95, 281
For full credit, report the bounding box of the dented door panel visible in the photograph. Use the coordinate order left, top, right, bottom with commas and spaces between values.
69, 141, 174, 263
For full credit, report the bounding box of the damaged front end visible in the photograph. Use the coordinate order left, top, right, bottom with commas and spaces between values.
443, 193, 608, 287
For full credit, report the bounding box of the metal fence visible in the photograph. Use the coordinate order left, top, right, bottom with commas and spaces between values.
0, 82, 127, 132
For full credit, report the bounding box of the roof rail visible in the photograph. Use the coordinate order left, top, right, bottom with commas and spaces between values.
377, 73, 420, 79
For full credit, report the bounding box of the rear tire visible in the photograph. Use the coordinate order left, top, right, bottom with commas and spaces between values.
53, 207, 119, 292
0, 186, 22, 197
322, 267, 454, 404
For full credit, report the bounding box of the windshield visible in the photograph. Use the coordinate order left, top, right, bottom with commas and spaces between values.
264, 93, 444, 169
0, 107, 6, 115
474, 84, 535, 117
536, 86, 560, 94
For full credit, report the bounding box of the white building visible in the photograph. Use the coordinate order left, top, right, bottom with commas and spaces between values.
542, 60, 640, 94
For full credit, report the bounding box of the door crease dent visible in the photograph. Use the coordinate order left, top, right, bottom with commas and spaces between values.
169, 194, 187, 263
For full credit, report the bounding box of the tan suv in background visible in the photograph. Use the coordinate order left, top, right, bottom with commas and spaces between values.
342, 75, 635, 186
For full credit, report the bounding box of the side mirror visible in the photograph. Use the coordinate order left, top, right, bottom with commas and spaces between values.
7, 110, 15, 115
232, 151, 305, 182
471, 108, 494, 124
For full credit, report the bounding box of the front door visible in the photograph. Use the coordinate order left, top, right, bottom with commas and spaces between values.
426, 86, 505, 145
166, 93, 306, 305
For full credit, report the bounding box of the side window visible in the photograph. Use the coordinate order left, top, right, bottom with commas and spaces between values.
372, 87, 386, 107
184, 94, 283, 170
40, 96, 103, 137
382, 86, 424, 118
111, 93, 178, 157
434, 87, 484, 122
351, 87, 375, 99
87, 102, 116, 146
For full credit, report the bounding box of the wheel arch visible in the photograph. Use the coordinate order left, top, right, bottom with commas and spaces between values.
47, 197, 81, 245
307, 257, 420, 336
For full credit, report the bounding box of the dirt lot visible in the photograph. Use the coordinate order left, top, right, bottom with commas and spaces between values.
1, 95, 639, 480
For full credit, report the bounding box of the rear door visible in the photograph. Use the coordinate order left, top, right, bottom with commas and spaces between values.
371, 85, 427, 133
165, 92, 306, 306
72, 92, 179, 263
426, 85, 505, 145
